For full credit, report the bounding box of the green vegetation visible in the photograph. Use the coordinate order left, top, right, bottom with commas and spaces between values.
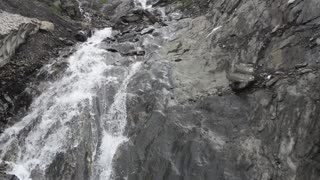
100, 0, 108, 5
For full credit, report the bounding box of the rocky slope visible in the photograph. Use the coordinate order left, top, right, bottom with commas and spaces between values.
0, 0, 320, 180
109, 0, 320, 179
0, 0, 86, 132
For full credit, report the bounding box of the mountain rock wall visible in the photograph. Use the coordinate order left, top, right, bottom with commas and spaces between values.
0, 0, 319, 180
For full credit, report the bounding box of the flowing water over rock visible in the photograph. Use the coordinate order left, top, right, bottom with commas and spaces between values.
0, 27, 142, 180
134, 0, 151, 9
1, 0, 320, 180
92, 62, 141, 180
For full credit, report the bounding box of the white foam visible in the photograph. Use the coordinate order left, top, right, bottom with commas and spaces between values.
135, 0, 152, 9
92, 62, 142, 180
0, 28, 113, 180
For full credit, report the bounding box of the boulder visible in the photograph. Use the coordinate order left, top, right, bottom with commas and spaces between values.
39, 21, 55, 32
227, 63, 256, 91
227, 72, 255, 90
74, 30, 88, 42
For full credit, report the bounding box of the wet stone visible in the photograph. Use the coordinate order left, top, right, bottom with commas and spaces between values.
74, 30, 88, 42
299, 68, 313, 75
295, 62, 308, 69
141, 26, 155, 35
266, 77, 280, 87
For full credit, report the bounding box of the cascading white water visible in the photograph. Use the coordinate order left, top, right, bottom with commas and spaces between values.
76, 0, 92, 22
92, 62, 141, 180
0, 28, 112, 179
134, 0, 152, 9
0, 26, 141, 180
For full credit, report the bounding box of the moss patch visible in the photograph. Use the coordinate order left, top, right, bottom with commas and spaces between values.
100, 0, 108, 5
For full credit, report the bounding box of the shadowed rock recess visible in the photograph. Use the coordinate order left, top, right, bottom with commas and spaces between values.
0, 0, 320, 180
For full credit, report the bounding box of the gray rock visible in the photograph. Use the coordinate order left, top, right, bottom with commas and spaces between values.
141, 26, 155, 35
39, 21, 55, 32
0, 173, 19, 180
234, 63, 255, 74
0, 11, 39, 36
266, 76, 280, 87
295, 62, 308, 69
298, 68, 313, 75
169, 12, 183, 20
1, 1, 320, 180
0, 22, 39, 67
60, 0, 82, 20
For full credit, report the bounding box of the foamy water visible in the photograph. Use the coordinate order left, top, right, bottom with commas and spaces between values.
0, 27, 134, 180
135, 0, 152, 9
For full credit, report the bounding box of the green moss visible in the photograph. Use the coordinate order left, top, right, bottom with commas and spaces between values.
99, 0, 108, 5
51, 0, 63, 14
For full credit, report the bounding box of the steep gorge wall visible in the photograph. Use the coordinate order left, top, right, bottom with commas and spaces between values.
108, 0, 320, 180
0, 0, 319, 180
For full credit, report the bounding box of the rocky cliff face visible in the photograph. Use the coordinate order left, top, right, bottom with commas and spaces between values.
0, 0, 319, 180
108, 0, 320, 179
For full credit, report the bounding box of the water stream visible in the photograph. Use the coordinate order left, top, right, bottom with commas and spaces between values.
134, 0, 151, 9
0, 26, 141, 179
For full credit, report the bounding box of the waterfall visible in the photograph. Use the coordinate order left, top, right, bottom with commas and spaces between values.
0, 26, 141, 180
92, 62, 141, 180
134, 0, 152, 9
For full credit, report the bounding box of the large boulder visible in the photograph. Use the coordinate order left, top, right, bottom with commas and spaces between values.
227, 63, 256, 91
39, 21, 55, 32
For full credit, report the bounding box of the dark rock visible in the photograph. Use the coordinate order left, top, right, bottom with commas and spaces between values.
74, 30, 88, 42
295, 62, 308, 69
1, 1, 320, 180
101, 41, 145, 56
60, 0, 82, 20
0, 173, 19, 180
298, 68, 313, 75
227, 63, 256, 90
141, 26, 155, 35
59, 37, 74, 46
64, 40, 75, 46
105, 48, 118, 53
266, 76, 280, 87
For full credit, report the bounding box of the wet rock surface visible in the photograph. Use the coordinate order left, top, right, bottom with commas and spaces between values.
110, 0, 320, 180
0, 0, 91, 133
0, 0, 320, 180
